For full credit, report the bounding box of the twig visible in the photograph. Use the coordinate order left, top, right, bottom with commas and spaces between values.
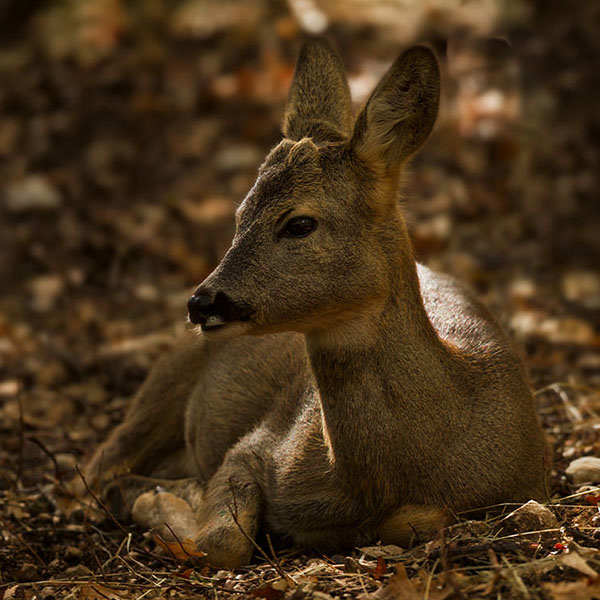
91, 544, 109, 584
0, 516, 46, 567
75, 464, 128, 534
150, 529, 180, 563
163, 520, 203, 563
226, 502, 294, 585
226, 479, 294, 586
90, 585, 114, 600
428, 538, 524, 561
423, 557, 440, 600
28, 435, 62, 482
101, 531, 128, 570
266, 532, 286, 577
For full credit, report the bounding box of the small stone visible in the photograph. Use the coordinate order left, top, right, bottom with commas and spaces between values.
5, 175, 62, 212
499, 500, 558, 541
566, 456, 600, 484
215, 570, 232, 580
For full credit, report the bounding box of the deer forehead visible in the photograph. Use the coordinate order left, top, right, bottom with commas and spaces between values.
236, 139, 328, 228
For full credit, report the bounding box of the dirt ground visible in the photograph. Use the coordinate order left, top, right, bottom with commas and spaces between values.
1, 0, 599, 598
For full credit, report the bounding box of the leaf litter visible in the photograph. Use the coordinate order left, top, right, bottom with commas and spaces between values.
0, 0, 599, 598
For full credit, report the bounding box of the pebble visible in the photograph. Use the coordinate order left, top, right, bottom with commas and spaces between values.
499, 500, 558, 541
566, 456, 600, 484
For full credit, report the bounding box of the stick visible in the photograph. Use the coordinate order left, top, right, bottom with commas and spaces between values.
0, 516, 46, 567
75, 464, 128, 534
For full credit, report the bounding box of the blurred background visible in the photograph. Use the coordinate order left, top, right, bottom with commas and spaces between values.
0, 0, 599, 488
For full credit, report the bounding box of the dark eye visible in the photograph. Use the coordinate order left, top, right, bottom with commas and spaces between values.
282, 216, 317, 238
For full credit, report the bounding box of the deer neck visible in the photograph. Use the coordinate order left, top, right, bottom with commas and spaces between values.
305, 238, 463, 498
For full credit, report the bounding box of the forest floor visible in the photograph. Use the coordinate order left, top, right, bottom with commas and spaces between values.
0, 1, 599, 598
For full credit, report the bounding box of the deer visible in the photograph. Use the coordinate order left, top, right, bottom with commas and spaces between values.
76, 39, 548, 568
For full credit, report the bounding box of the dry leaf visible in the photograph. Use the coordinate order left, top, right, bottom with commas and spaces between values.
543, 578, 600, 600
372, 565, 455, 600
79, 584, 129, 599
373, 564, 420, 600
152, 533, 206, 564
373, 556, 388, 579
249, 585, 285, 600
558, 551, 599, 578
3, 585, 19, 600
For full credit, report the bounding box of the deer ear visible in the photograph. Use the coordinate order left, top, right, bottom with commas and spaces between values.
283, 39, 353, 144
351, 46, 440, 169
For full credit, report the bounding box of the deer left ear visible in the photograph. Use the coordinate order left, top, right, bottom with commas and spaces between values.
351, 46, 440, 169
283, 38, 353, 144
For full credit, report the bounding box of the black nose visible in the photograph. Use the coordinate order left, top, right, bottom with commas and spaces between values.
187, 290, 214, 324
187, 289, 254, 326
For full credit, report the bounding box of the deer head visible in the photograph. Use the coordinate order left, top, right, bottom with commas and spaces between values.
188, 39, 440, 339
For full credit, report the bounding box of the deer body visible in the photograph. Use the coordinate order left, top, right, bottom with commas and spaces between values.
80, 41, 547, 567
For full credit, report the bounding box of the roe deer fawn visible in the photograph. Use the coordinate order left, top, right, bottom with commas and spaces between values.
79, 40, 548, 568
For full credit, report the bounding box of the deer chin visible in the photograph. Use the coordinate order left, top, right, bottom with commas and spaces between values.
197, 319, 253, 341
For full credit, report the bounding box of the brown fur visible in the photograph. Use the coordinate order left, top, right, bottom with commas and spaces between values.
78, 40, 548, 568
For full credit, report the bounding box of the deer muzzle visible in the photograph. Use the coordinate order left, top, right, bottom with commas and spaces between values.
188, 289, 254, 330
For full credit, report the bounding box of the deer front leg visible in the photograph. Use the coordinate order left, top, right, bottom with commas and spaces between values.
132, 447, 263, 569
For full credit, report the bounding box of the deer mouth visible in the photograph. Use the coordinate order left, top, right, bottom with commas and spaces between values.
188, 291, 255, 333
198, 317, 253, 340
201, 315, 228, 331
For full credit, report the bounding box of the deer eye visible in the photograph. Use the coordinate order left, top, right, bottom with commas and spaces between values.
282, 216, 317, 238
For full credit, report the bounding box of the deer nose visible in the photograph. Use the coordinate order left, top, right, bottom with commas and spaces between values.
188, 289, 254, 327
187, 290, 215, 324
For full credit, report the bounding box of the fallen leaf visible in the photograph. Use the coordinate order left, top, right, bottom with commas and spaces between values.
373, 564, 420, 600
175, 567, 195, 580
373, 556, 388, 579
249, 585, 285, 600
371, 564, 456, 600
79, 584, 129, 599
152, 533, 206, 564
559, 551, 599, 578
543, 578, 600, 600
3, 585, 19, 600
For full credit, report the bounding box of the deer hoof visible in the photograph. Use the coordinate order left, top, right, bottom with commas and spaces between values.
132, 489, 199, 541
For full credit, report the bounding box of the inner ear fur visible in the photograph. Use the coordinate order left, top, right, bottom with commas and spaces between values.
283, 38, 353, 144
351, 46, 440, 169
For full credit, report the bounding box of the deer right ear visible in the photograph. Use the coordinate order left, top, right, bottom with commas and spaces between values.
351, 46, 440, 169
283, 39, 353, 144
